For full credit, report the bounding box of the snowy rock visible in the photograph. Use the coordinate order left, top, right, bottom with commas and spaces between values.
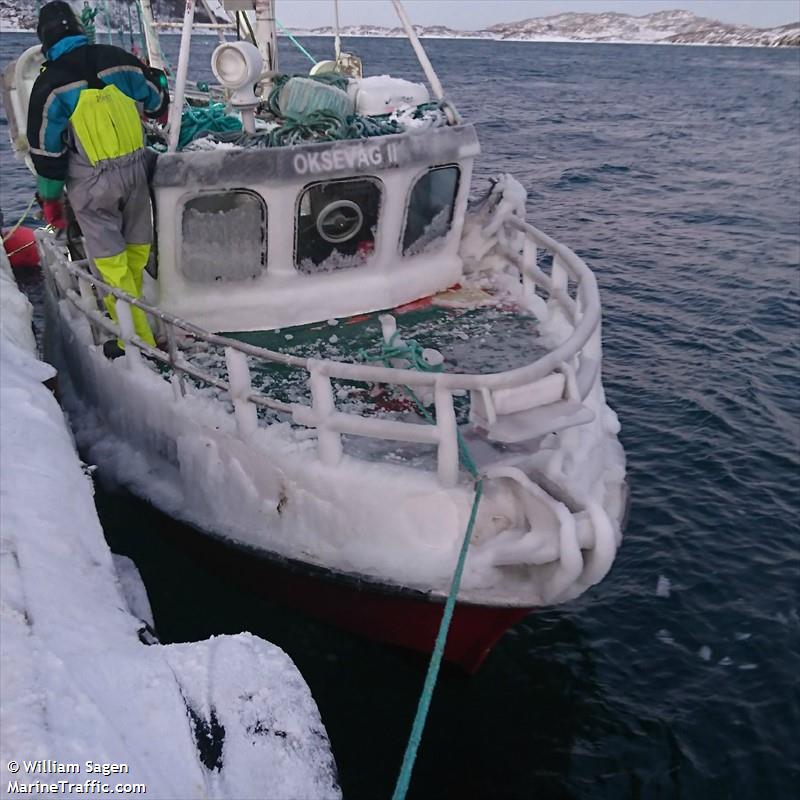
0, 253, 340, 799
112, 554, 155, 630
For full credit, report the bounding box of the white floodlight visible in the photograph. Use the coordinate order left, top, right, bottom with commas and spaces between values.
211, 41, 264, 131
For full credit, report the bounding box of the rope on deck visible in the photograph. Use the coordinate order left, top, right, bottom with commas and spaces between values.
177, 102, 243, 150
173, 71, 451, 149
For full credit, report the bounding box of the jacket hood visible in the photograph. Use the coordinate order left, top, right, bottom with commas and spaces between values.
37, 1, 85, 55
46, 34, 89, 62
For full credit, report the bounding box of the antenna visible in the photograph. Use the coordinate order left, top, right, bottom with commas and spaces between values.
333, 0, 342, 64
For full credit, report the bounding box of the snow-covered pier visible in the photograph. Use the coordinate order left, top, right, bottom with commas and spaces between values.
0, 253, 341, 799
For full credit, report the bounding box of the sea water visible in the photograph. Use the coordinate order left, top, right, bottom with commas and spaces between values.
1, 32, 798, 800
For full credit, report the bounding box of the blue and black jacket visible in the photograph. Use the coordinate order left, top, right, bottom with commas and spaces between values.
27, 35, 168, 199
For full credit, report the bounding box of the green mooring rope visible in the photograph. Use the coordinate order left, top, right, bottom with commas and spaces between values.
359, 330, 483, 800
392, 479, 483, 800
276, 19, 317, 65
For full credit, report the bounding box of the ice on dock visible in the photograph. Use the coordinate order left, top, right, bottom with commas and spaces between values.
0, 253, 340, 799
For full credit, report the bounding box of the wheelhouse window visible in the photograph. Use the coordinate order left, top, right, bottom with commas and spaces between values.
295, 178, 382, 274
402, 165, 460, 256
180, 191, 266, 283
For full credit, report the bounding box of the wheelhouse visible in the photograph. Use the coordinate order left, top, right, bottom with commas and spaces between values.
151, 125, 480, 333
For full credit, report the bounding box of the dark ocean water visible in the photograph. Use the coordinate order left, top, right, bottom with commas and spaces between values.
1, 32, 799, 800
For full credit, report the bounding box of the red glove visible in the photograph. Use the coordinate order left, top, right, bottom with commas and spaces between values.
42, 199, 66, 231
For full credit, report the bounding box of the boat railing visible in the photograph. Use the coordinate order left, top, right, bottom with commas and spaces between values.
46, 216, 601, 488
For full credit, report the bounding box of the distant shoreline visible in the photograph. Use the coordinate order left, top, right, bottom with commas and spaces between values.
0, 27, 796, 48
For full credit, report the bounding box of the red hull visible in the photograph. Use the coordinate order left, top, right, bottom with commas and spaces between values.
163, 520, 532, 673
250, 565, 532, 674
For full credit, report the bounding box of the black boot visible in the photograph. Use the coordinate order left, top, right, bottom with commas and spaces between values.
103, 340, 125, 360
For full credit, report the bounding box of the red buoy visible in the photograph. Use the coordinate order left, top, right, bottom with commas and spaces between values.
2, 226, 40, 270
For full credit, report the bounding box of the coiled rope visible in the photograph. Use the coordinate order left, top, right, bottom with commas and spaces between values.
358, 329, 483, 800
176, 72, 438, 150
184, 107, 400, 150
347, 113, 401, 138
178, 102, 242, 150
271, 109, 347, 146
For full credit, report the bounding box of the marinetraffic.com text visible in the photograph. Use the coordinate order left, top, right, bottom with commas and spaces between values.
6, 759, 146, 794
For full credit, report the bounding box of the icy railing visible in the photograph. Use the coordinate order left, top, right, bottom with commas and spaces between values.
49, 214, 601, 489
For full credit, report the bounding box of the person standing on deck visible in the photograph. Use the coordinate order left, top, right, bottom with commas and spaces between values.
26, 1, 169, 352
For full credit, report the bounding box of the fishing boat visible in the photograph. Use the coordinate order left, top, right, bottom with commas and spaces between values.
2, 0, 627, 672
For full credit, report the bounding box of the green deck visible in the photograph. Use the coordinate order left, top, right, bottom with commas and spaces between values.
167, 298, 545, 435
224, 299, 543, 371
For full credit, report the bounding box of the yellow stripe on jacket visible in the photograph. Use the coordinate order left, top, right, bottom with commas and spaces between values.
70, 84, 144, 165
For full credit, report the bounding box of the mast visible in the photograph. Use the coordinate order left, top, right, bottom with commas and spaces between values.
137, 0, 164, 69
390, 0, 459, 123
254, 0, 278, 73
167, 0, 197, 152
333, 0, 342, 65
390, 0, 444, 101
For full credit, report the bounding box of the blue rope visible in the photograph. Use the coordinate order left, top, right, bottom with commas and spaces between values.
358, 329, 483, 800
276, 19, 317, 65
391, 478, 483, 800
358, 331, 442, 374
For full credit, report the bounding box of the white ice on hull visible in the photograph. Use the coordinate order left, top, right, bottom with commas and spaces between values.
0, 253, 340, 800
40, 175, 627, 609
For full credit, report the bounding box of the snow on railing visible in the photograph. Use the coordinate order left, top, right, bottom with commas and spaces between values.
46, 216, 602, 488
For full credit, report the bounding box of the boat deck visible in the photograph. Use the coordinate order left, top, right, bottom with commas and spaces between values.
174, 294, 548, 469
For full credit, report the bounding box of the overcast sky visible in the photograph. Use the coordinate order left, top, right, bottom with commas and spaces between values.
274, 1, 800, 30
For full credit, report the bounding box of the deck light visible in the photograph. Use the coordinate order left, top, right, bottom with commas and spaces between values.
211, 41, 264, 132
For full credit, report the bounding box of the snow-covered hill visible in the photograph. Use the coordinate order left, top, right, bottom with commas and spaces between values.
303, 9, 799, 47
0, 3, 797, 47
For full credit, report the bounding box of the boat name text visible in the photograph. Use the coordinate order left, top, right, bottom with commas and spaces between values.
292, 142, 401, 176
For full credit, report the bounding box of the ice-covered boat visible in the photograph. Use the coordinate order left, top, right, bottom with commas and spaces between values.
3, 0, 627, 672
